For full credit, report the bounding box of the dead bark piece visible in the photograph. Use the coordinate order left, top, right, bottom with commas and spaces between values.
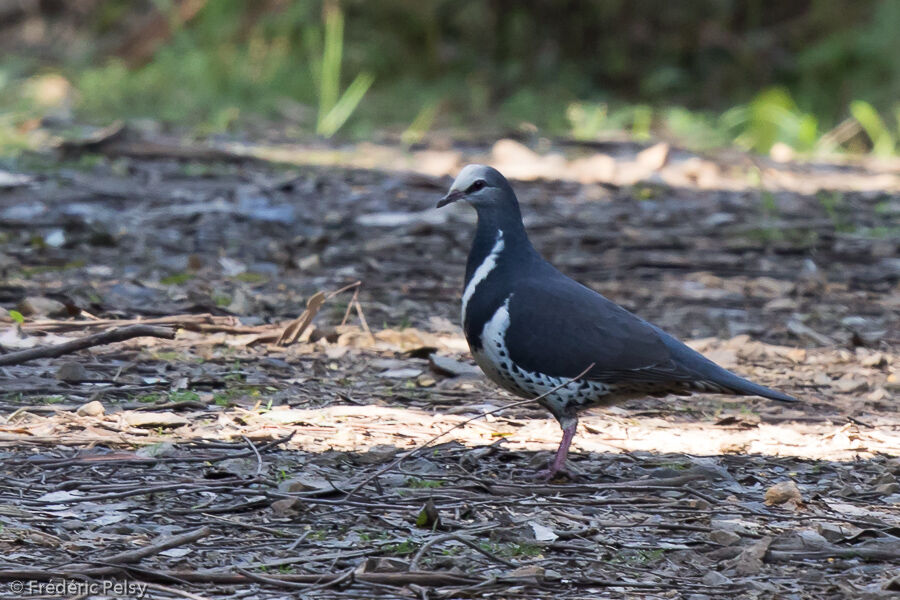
0, 325, 175, 366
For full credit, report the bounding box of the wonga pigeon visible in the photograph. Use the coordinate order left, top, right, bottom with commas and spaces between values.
437, 164, 797, 479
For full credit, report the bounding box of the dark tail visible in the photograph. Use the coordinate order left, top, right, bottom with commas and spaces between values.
704, 367, 798, 402
652, 326, 799, 403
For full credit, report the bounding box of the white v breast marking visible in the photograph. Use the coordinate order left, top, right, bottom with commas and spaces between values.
461, 231, 504, 322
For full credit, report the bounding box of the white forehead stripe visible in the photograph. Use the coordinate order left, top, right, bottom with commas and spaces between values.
449, 164, 490, 193
461, 231, 504, 320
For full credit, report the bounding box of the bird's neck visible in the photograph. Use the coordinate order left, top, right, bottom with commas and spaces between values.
465, 210, 534, 285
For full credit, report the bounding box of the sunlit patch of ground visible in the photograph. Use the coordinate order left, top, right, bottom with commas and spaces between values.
2, 332, 897, 463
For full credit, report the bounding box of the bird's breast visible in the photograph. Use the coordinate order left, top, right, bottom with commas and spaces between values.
471, 295, 619, 417
461, 231, 506, 349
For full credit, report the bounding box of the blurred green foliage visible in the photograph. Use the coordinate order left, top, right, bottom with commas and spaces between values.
0, 0, 899, 154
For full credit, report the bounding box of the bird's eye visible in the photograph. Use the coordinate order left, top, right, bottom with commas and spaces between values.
466, 180, 486, 194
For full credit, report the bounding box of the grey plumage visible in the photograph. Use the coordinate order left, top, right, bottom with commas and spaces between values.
438, 164, 797, 479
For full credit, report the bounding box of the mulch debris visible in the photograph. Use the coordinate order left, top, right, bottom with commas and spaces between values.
0, 137, 898, 598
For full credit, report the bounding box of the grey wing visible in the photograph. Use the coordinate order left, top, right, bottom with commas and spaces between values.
504, 276, 700, 384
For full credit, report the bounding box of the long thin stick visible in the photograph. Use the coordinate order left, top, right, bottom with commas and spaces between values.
97, 526, 211, 565
342, 363, 595, 500
0, 325, 175, 366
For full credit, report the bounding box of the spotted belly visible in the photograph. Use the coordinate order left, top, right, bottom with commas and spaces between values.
471, 296, 622, 419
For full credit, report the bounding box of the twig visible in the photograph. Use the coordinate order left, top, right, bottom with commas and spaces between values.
16, 432, 293, 468
21, 313, 238, 333
353, 295, 375, 343
241, 434, 264, 476
342, 363, 595, 501
326, 280, 362, 301
277, 292, 326, 345
235, 567, 323, 590
143, 582, 212, 600
277, 281, 361, 346
200, 513, 290, 537
0, 569, 478, 587
285, 529, 310, 552
0, 325, 175, 366
340, 286, 359, 326
97, 526, 211, 564
301, 566, 356, 593
767, 547, 900, 562
410, 533, 516, 570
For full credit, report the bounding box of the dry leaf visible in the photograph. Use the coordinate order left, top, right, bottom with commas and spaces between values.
277, 291, 326, 346
529, 521, 558, 542
726, 536, 772, 575
123, 411, 189, 428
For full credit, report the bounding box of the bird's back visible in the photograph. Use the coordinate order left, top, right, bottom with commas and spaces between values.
472, 250, 796, 404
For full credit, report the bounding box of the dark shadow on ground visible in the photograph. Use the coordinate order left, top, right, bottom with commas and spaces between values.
1, 441, 898, 599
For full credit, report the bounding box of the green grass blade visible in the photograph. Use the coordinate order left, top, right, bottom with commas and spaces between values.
850, 100, 896, 156
317, 71, 375, 137
401, 100, 439, 145
318, 3, 344, 126
631, 105, 652, 141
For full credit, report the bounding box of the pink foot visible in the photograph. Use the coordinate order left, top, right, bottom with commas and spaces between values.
532, 466, 574, 481
531, 420, 577, 482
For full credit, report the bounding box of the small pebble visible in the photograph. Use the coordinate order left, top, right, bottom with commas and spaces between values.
765, 480, 803, 505
76, 400, 104, 417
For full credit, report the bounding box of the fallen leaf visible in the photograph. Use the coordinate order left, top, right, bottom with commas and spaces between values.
710, 529, 741, 546
380, 368, 422, 379
270, 498, 299, 516
277, 291, 326, 346
278, 476, 333, 494
726, 536, 772, 575
503, 565, 546, 582
429, 354, 481, 377
123, 412, 189, 428
529, 521, 558, 542
415, 499, 440, 529
37, 491, 83, 503
636, 142, 670, 170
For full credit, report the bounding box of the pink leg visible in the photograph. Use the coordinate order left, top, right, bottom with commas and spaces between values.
548, 423, 577, 476
533, 419, 578, 480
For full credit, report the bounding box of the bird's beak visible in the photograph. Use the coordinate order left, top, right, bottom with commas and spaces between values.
436, 190, 464, 208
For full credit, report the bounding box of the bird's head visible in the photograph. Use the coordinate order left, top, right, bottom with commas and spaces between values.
436, 164, 518, 213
